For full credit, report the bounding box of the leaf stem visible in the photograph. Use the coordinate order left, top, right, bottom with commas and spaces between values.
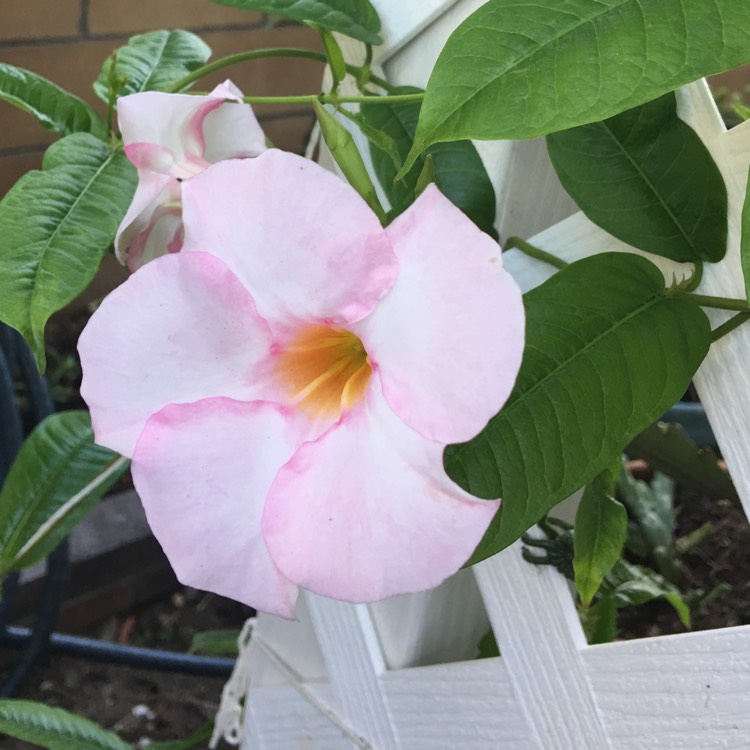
683, 261, 703, 292
684, 293, 750, 312
168, 48, 394, 93
711, 312, 750, 342
504, 236, 568, 269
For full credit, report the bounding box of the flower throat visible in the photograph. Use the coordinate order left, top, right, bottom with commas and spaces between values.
276, 324, 372, 418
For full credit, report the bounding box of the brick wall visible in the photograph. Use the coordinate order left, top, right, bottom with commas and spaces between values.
0, 0, 324, 197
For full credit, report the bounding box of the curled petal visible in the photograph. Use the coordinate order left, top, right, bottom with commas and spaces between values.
127, 205, 183, 270
201, 83, 266, 163
212, 80, 244, 99
181, 151, 398, 334
79, 252, 273, 457
116, 177, 183, 271
262, 388, 499, 603
118, 81, 265, 179
124, 142, 177, 173
133, 398, 300, 618
356, 186, 525, 444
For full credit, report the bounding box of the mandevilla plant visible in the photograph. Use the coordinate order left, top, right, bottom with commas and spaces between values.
0, 0, 749, 677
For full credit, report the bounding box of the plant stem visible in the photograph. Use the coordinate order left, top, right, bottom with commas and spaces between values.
106, 96, 115, 138
711, 312, 750, 342
504, 236, 568, 269
684, 293, 750, 312
241, 92, 423, 105
334, 92, 422, 104
696, 582, 731, 611
168, 48, 394, 93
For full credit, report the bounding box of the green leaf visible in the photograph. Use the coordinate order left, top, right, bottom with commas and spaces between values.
0, 700, 130, 750
313, 25, 347, 87
0, 411, 128, 575
94, 30, 211, 101
618, 469, 675, 563
404, 0, 750, 171
335, 106, 402, 169
0, 64, 106, 139
0, 133, 136, 370
360, 88, 497, 237
189, 629, 241, 656
143, 721, 214, 750
581, 596, 617, 644
627, 421, 737, 501
210, 0, 382, 44
603, 559, 691, 628
446, 253, 711, 563
573, 471, 628, 606
476, 629, 500, 659
618, 466, 684, 583
547, 94, 728, 263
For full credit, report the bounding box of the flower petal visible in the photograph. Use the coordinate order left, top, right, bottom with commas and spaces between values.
201, 82, 266, 163
124, 142, 178, 174
181, 151, 398, 333
116, 177, 183, 271
262, 388, 499, 603
79, 252, 273, 457
355, 185, 525, 444
118, 83, 264, 179
133, 398, 300, 618
127, 204, 183, 271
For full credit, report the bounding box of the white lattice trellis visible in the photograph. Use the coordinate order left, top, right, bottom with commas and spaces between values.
234, 3, 750, 747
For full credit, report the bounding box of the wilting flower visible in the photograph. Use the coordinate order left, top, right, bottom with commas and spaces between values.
79, 150, 525, 618
115, 80, 265, 271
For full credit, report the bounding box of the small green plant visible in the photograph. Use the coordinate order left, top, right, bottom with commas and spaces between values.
0, 700, 213, 750
509, 422, 735, 646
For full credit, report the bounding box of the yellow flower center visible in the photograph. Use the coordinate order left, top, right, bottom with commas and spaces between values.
275, 324, 372, 418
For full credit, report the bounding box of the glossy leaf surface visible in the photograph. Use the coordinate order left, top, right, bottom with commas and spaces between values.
574, 470, 627, 606
0, 64, 106, 139
360, 87, 497, 237
0, 411, 128, 575
405, 0, 750, 169
617, 468, 683, 583
94, 30, 211, 100
446, 253, 711, 562
603, 559, 691, 627
547, 94, 728, 263
0, 700, 129, 750
0, 134, 136, 369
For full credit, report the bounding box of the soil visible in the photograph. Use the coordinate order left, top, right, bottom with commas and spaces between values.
8, 656, 228, 749
617, 489, 750, 638
2, 589, 252, 749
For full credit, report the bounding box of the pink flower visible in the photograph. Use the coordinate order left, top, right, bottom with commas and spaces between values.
79, 150, 525, 618
115, 80, 266, 271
